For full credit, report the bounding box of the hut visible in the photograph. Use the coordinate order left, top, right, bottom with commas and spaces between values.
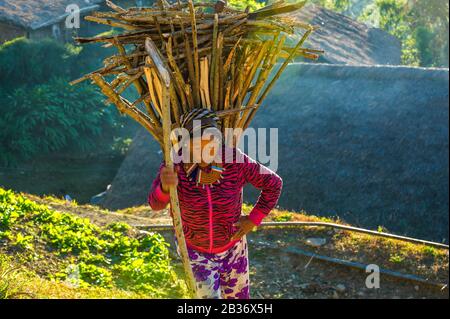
0, 0, 105, 43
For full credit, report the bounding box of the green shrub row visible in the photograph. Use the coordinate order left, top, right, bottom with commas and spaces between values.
0, 187, 185, 297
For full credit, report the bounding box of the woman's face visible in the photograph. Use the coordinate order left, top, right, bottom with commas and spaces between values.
189, 136, 220, 164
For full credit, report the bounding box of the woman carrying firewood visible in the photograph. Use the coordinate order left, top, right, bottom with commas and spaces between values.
148, 108, 282, 299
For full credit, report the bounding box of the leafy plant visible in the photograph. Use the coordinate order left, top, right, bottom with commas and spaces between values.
422, 246, 438, 258
0, 37, 111, 90
194, 0, 266, 11
0, 78, 121, 167
389, 254, 405, 264
76, 262, 113, 288
309, 0, 448, 67
0, 187, 186, 297
13, 233, 34, 250
273, 212, 293, 222
0, 37, 131, 167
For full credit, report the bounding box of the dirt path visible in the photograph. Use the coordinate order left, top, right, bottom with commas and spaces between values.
249, 240, 447, 299
162, 231, 448, 299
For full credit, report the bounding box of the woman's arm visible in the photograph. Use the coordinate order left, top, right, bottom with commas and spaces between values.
147, 162, 171, 210
238, 148, 283, 226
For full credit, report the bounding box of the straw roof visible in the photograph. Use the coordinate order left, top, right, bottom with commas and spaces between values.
0, 0, 103, 30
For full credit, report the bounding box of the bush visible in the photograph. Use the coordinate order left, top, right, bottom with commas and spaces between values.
0, 37, 136, 167
0, 78, 120, 167
0, 37, 111, 90
194, 0, 266, 11
358, 0, 448, 67
0, 187, 184, 296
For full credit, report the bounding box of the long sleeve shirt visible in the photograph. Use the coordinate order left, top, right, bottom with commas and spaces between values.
148, 146, 282, 254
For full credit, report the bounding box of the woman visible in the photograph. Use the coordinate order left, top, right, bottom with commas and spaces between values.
148, 108, 282, 299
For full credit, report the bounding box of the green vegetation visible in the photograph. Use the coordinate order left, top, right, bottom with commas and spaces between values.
194, 0, 266, 11
0, 187, 187, 299
309, 0, 449, 67
227, 0, 266, 10
272, 212, 294, 222
0, 78, 118, 166
389, 253, 406, 264
0, 38, 137, 168
0, 37, 111, 89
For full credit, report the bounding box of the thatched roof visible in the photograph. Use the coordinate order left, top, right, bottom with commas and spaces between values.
0, 0, 103, 30
288, 4, 401, 65
100, 62, 449, 242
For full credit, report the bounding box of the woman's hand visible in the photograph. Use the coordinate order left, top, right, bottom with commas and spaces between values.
160, 165, 178, 193
230, 215, 257, 241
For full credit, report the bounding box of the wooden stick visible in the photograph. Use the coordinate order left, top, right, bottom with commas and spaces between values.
169, 84, 181, 127
105, 0, 126, 13
160, 72, 197, 299
144, 65, 163, 117
256, 28, 312, 106
213, 32, 223, 111
242, 28, 313, 130
199, 56, 211, 109
239, 34, 286, 128
188, 0, 200, 108
84, 16, 143, 30
209, 14, 219, 109
91, 74, 162, 144
115, 40, 161, 126
179, 19, 200, 107
166, 38, 189, 113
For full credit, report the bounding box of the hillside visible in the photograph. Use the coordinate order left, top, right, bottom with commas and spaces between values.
1, 187, 448, 299
99, 62, 449, 243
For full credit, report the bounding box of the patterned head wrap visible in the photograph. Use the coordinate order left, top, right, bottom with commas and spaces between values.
178, 108, 223, 181
180, 108, 220, 137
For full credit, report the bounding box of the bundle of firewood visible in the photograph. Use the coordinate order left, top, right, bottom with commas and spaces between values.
72, 0, 321, 145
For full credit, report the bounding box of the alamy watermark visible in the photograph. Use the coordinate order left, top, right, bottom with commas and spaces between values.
65, 4, 81, 29
365, 264, 380, 289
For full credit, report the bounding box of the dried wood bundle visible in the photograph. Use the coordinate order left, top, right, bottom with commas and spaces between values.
72, 0, 322, 145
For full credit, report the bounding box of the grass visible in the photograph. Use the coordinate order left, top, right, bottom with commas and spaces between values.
0, 187, 188, 299
0, 254, 149, 299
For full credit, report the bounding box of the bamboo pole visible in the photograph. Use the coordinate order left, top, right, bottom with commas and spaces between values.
209, 14, 219, 106
199, 56, 212, 109
243, 28, 314, 130
162, 73, 197, 299
145, 37, 197, 298
238, 34, 286, 128
188, 0, 201, 107
179, 19, 200, 107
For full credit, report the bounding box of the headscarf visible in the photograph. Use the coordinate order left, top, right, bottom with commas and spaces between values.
177, 108, 222, 174
180, 108, 220, 137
